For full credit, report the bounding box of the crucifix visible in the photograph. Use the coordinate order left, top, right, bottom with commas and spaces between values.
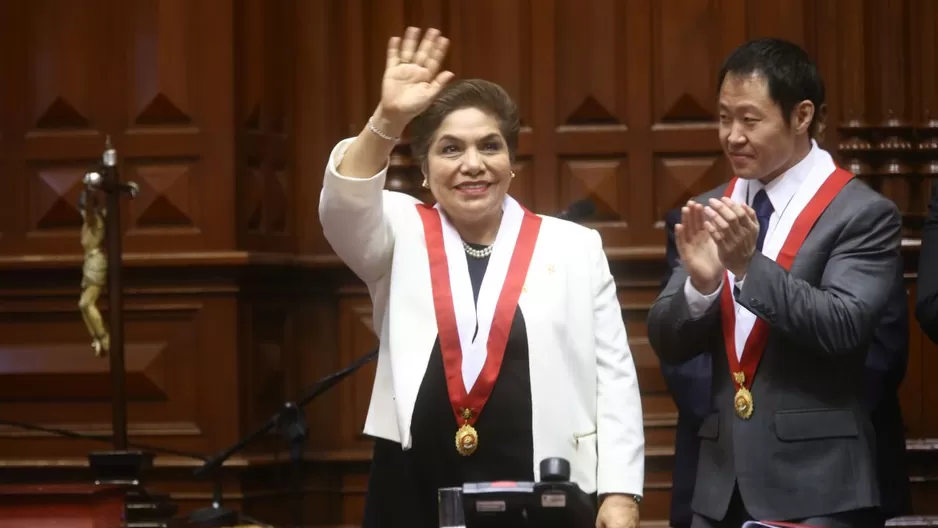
81, 137, 138, 452
80, 138, 180, 525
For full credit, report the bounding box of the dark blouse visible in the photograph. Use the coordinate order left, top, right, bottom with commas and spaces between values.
362, 243, 534, 528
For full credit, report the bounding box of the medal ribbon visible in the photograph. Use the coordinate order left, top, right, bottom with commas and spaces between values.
720, 167, 854, 393
417, 204, 541, 427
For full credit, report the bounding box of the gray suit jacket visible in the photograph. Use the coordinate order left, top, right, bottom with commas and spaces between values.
647, 178, 902, 521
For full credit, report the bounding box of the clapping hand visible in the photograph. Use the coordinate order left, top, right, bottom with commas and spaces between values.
676, 201, 724, 294
703, 198, 759, 278
377, 27, 455, 135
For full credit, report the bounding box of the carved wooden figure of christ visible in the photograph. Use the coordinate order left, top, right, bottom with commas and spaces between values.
78, 187, 110, 357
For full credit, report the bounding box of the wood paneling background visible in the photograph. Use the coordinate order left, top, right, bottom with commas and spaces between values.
0, 0, 936, 526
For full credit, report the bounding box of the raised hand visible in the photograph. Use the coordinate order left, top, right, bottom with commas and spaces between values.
703, 197, 759, 278
337, 27, 453, 178
676, 201, 725, 294
379, 27, 455, 129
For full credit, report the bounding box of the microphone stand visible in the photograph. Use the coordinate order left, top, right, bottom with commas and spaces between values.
186, 478, 273, 528
190, 347, 379, 527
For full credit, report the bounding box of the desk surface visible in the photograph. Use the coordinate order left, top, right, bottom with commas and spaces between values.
0, 483, 124, 496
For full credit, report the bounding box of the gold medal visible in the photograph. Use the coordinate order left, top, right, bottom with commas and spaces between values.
734, 386, 754, 419
455, 423, 478, 456
455, 408, 478, 456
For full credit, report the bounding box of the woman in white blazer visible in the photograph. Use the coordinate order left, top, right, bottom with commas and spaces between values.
318, 27, 644, 528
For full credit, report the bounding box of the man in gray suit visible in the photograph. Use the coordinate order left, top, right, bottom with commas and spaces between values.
647, 38, 902, 528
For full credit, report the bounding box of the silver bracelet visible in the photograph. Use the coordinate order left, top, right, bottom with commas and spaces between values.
367, 117, 401, 143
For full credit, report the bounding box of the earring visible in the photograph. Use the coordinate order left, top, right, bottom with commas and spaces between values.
511, 171, 516, 179
422, 179, 430, 189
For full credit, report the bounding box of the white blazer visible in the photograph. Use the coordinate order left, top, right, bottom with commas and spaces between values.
318, 138, 645, 497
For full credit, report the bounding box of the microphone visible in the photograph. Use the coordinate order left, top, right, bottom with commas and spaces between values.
190, 346, 379, 528
556, 199, 595, 222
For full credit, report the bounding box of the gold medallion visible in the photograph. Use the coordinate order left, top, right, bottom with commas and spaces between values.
734, 386, 754, 419
455, 423, 478, 456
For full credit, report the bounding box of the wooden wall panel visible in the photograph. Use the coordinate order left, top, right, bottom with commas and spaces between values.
0, 0, 234, 257
236, 0, 294, 253
290, 0, 938, 525
0, 0, 936, 526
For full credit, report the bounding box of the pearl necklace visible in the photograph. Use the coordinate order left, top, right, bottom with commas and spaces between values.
463, 241, 493, 259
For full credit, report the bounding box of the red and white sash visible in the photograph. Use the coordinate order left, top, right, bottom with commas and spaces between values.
416, 196, 541, 427
719, 165, 854, 396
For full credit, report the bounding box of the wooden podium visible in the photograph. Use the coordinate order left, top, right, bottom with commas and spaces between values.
0, 484, 125, 528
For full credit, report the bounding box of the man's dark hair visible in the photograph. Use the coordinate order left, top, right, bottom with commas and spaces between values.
717, 38, 826, 138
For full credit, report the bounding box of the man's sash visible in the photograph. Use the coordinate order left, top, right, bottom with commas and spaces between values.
719, 167, 854, 419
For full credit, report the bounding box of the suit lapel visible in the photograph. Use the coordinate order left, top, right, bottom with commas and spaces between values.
517, 223, 561, 478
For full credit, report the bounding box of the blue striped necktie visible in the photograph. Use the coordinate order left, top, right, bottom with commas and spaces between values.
751, 189, 774, 252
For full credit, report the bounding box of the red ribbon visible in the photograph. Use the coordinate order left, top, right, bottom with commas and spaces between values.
719, 167, 854, 392
416, 204, 542, 425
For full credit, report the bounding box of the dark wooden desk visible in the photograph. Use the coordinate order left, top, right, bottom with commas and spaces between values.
0, 483, 124, 528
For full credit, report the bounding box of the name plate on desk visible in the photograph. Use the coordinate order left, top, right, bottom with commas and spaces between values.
463, 481, 535, 513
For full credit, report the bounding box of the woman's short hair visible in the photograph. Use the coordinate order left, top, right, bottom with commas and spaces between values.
409, 79, 521, 164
